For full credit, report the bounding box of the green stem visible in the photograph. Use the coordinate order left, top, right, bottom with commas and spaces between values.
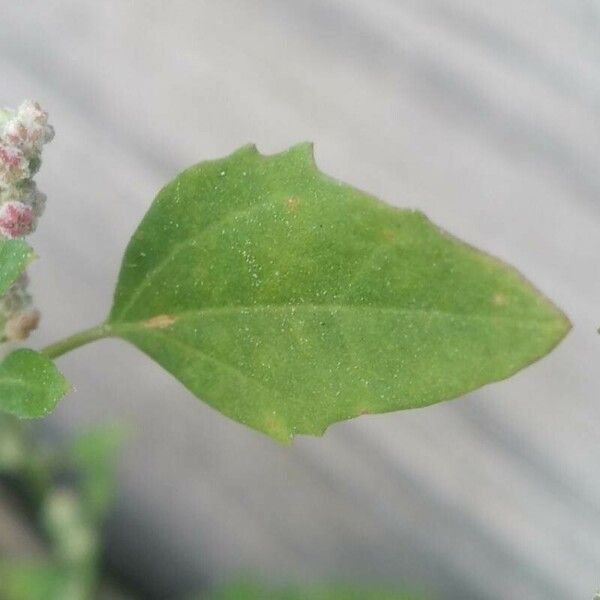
42, 324, 112, 360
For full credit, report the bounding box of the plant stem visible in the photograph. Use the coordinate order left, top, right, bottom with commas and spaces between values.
41, 324, 112, 360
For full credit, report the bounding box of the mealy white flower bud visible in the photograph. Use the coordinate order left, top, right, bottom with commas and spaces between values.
0, 99, 53, 342
0, 142, 29, 186
0, 180, 47, 218
1, 100, 54, 158
0, 200, 35, 239
0, 273, 31, 315
4, 309, 40, 341
0, 274, 38, 342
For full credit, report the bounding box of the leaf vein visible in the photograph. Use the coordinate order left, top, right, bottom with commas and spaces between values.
115, 197, 278, 319
114, 303, 557, 330
137, 329, 289, 401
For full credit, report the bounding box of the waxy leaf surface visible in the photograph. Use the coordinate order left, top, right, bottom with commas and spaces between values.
109, 144, 570, 441
0, 239, 34, 295
0, 349, 70, 418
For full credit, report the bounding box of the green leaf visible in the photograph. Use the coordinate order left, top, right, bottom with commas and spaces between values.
0, 561, 92, 600
108, 144, 570, 442
0, 413, 27, 472
69, 424, 126, 520
0, 349, 70, 418
207, 579, 425, 600
0, 561, 69, 600
0, 239, 34, 295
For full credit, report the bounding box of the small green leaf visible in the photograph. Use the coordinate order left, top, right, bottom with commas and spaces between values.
108, 144, 570, 441
0, 349, 70, 418
0, 239, 34, 295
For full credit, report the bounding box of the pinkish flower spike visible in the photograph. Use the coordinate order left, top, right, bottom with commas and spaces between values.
2, 100, 53, 156
0, 200, 35, 239
0, 181, 46, 217
0, 143, 29, 185
0, 99, 53, 341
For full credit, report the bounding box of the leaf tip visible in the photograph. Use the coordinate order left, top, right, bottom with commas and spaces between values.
525, 286, 571, 354
24, 248, 37, 266
552, 307, 572, 345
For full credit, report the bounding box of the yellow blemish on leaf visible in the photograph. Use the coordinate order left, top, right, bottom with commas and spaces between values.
264, 414, 292, 444
493, 293, 507, 307
144, 314, 176, 329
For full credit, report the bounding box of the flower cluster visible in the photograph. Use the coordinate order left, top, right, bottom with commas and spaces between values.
0, 100, 53, 342
0, 100, 53, 239
0, 273, 39, 341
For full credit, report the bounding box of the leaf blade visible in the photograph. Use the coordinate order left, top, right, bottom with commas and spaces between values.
109, 144, 570, 441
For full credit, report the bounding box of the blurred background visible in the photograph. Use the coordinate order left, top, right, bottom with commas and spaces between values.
1, 1, 599, 598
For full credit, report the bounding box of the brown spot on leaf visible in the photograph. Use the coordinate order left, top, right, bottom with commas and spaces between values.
144, 314, 176, 329
382, 228, 396, 242
286, 196, 300, 211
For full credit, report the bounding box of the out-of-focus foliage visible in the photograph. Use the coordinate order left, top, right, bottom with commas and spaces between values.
205, 579, 426, 600
69, 425, 127, 522
0, 562, 69, 600
0, 415, 124, 600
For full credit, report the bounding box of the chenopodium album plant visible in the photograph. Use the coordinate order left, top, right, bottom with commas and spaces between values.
0, 100, 570, 442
